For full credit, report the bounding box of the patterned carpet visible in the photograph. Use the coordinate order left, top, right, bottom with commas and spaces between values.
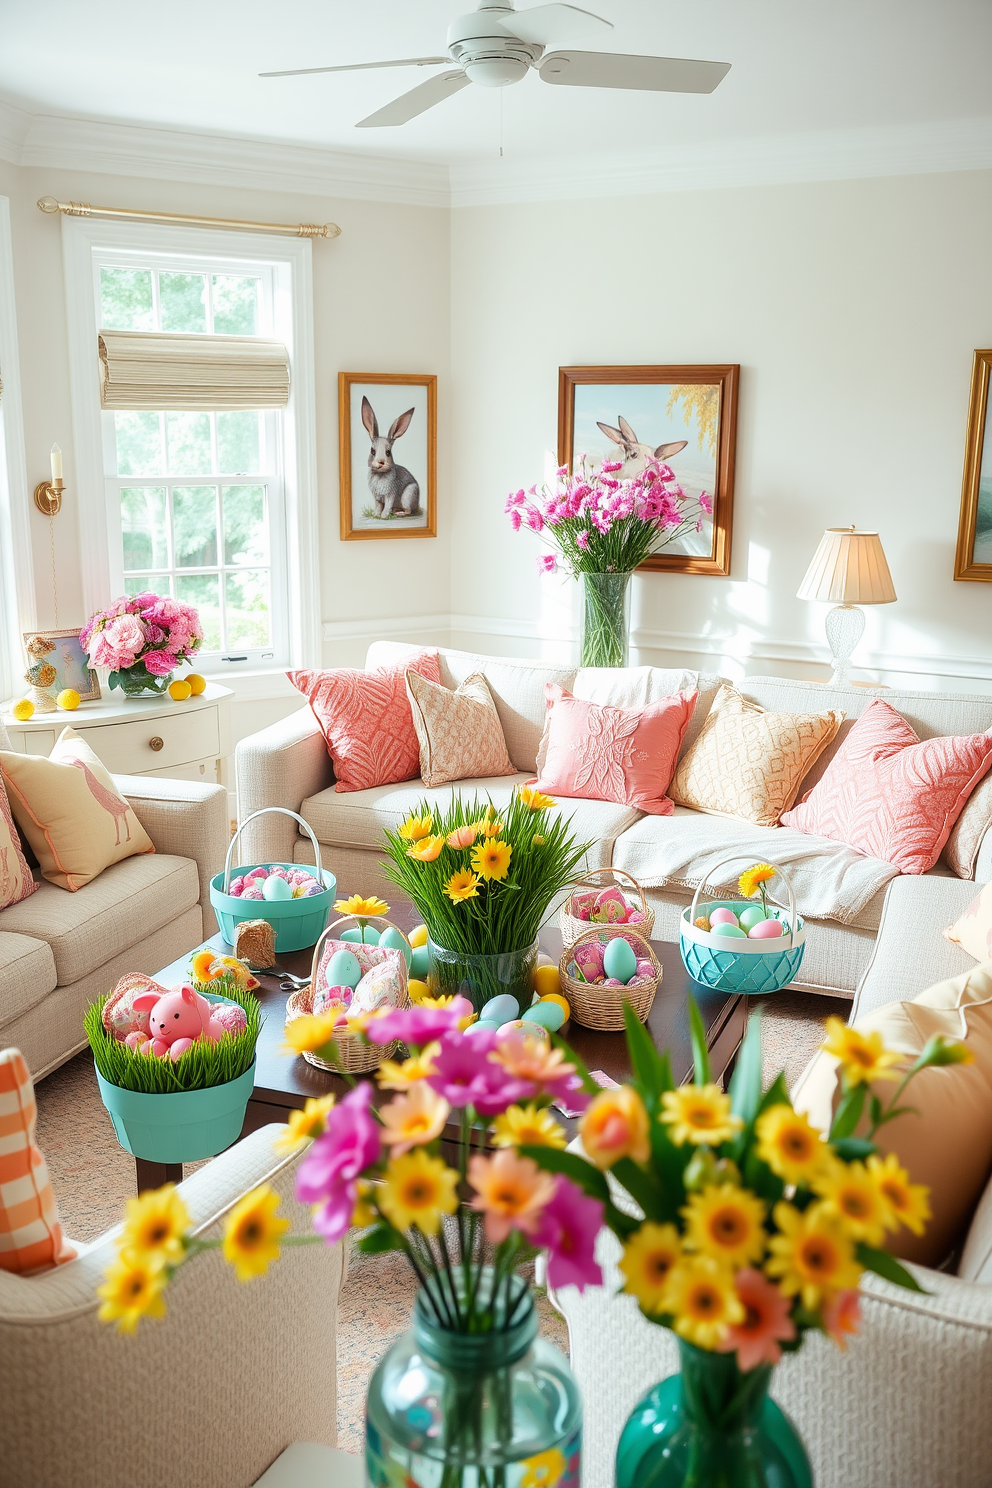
34, 987, 847, 1454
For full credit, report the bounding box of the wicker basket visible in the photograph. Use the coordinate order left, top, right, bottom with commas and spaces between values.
284, 914, 411, 1074
559, 868, 655, 949
559, 925, 660, 1031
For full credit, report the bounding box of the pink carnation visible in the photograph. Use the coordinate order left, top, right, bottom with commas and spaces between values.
89, 612, 146, 669
142, 648, 179, 677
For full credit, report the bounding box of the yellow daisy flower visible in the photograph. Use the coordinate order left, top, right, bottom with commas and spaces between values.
118, 1184, 190, 1265
821, 1017, 903, 1086
334, 893, 389, 919
273, 1095, 336, 1153
867, 1153, 932, 1237
482, 819, 505, 838
380, 1083, 450, 1156
378, 1150, 460, 1237
406, 835, 446, 862
755, 1104, 828, 1185
766, 1200, 862, 1312
281, 1011, 339, 1057
97, 1252, 169, 1334
618, 1222, 683, 1315
660, 1084, 743, 1147
738, 863, 776, 900
662, 1255, 745, 1350
813, 1159, 890, 1245
492, 1102, 568, 1150
222, 1185, 289, 1282
519, 784, 555, 811
682, 1183, 767, 1270
445, 869, 482, 903
471, 838, 512, 881
398, 813, 433, 842
377, 1042, 440, 1090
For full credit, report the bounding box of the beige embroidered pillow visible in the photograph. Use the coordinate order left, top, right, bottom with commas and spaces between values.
405, 671, 515, 788
943, 774, 992, 878
670, 684, 844, 827
945, 882, 992, 962
0, 727, 154, 891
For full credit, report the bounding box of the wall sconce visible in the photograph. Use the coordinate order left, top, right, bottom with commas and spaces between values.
34, 445, 65, 516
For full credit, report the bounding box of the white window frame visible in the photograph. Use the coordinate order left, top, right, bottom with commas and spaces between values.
62, 216, 319, 678
0, 195, 36, 703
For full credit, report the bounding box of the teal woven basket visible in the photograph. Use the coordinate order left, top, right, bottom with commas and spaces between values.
96, 1061, 256, 1164
679, 856, 805, 996
211, 807, 336, 954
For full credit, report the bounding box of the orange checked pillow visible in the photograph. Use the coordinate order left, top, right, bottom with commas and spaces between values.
0, 1048, 75, 1275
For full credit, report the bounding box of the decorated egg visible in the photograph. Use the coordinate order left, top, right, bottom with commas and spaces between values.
592, 898, 628, 924
410, 945, 430, 979
379, 925, 413, 967
603, 936, 638, 984
709, 908, 739, 928
302, 883, 322, 897
480, 993, 519, 1026
242, 887, 264, 900
498, 1018, 550, 1045
248, 867, 269, 880
325, 949, 362, 989
340, 925, 379, 944
738, 905, 766, 932
634, 959, 654, 979
712, 924, 748, 939
603, 977, 625, 988
532, 964, 561, 1000
409, 924, 429, 948
749, 918, 784, 939
573, 941, 605, 982
229, 876, 245, 895
522, 1000, 564, 1032
595, 886, 627, 911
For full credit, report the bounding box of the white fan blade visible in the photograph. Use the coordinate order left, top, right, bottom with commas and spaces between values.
501, 3, 613, 47
260, 57, 449, 78
356, 69, 471, 127
539, 50, 731, 93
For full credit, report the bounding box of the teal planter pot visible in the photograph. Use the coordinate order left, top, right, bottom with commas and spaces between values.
96, 1061, 256, 1164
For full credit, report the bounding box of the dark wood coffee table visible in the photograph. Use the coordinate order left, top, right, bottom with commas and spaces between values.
138, 920, 747, 1193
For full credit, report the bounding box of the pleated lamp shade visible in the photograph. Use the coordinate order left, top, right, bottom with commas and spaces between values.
796, 528, 897, 605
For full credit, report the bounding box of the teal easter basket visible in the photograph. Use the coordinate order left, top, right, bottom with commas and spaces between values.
680, 856, 805, 995
211, 808, 336, 954
96, 1059, 256, 1164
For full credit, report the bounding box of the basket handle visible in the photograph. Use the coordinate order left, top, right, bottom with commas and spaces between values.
308, 914, 412, 989
567, 867, 648, 916
688, 856, 799, 947
224, 808, 326, 893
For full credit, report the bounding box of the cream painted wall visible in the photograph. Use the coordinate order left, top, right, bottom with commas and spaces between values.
449, 169, 992, 692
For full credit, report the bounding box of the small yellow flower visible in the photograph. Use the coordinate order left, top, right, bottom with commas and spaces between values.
867, 1153, 931, 1237
519, 784, 555, 811
738, 863, 776, 900
445, 869, 482, 903
191, 948, 219, 985
813, 1159, 890, 1246
821, 1017, 903, 1086
334, 893, 389, 918
222, 1186, 289, 1282
378, 1150, 460, 1236
118, 1184, 190, 1265
377, 1042, 440, 1090
406, 835, 446, 862
380, 1083, 450, 1155
282, 1012, 339, 1057
755, 1104, 828, 1185
580, 1085, 651, 1168
482, 819, 505, 838
619, 1222, 683, 1314
682, 1183, 767, 1270
766, 1200, 862, 1311
398, 813, 433, 842
97, 1252, 169, 1333
352, 1178, 378, 1229
660, 1085, 743, 1147
492, 1102, 568, 1150
521, 1447, 567, 1488
532, 834, 546, 846
274, 1095, 336, 1153
663, 1255, 745, 1350
471, 838, 512, 881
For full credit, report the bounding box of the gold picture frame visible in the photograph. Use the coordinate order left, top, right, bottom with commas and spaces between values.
339, 372, 437, 542
954, 349, 992, 581
22, 628, 101, 702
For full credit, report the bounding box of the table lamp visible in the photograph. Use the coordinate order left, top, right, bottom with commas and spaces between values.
797, 526, 896, 685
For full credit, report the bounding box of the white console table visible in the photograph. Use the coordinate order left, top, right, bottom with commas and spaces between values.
2, 681, 233, 786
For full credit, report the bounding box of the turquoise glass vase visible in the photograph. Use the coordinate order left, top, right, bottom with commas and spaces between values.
615, 1339, 812, 1488
366, 1274, 582, 1488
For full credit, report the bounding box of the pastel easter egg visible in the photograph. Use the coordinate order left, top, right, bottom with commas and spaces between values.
498, 1018, 550, 1045
603, 936, 638, 984
634, 960, 654, 979
522, 1000, 565, 1033
242, 887, 263, 900
340, 926, 381, 944
407, 979, 431, 1004
229, 876, 244, 895
481, 993, 519, 1026
738, 905, 766, 932
603, 977, 625, 988
712, 924, 748, 939
709, 908, 739, 928
532, 964, 561, 1000
262, 875, 293, 901
229, 884, 244, 898
411, 945, 430, 979
409, 924, 429, 948
573, 942, 605, 981
466, 1019, 498, 1037
325, 949, 362, 989
291, 885, 307, 898
540, 991, 571, 1020
268, 866, 290, 879
248, 867, 269, 880
379, 925, 413, 967
536, 952, 555, 968
302, 883, 322, 897
749, 918, 784, 939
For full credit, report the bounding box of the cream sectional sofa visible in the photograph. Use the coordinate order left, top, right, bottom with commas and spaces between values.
235, 644, 992, 998
0, 717, 229, 1079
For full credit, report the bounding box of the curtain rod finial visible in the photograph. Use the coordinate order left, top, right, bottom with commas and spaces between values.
37, 196, 60, 214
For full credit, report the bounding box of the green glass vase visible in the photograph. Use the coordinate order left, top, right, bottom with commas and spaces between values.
615, 1340, 812, 1488
580, 571, 632, 668
426, 937, 539, 1018
110, 664, 173, 698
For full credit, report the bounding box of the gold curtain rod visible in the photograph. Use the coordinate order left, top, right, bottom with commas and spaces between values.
37, 195, 340, 240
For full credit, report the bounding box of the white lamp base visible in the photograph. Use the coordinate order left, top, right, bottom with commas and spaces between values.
824, 604, 865, 686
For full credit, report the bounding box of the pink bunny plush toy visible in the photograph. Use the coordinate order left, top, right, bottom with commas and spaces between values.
126, 984, 227, 1061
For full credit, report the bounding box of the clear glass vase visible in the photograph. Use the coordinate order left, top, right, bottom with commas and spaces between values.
426, 938, 540, 1019
366, 1276, 582, 1488
615, 1339, 812, 1488
580, 571, 632, 668
111, 664, 173, 698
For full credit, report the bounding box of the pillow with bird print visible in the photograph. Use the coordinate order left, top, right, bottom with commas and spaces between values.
0, 726, 154, 891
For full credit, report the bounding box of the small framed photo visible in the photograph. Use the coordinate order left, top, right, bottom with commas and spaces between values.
558, 364, 739, 576
22, 628, 101, 702
954, 349, 992, 581
339, 373, 437, 541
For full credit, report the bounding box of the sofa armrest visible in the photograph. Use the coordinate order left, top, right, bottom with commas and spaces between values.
973, 828, 992, 884
235, 705, 334, 865
852, 874, 979, 1020
115, 774, 229, 937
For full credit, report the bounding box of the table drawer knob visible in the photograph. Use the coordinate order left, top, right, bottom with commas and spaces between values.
149, 736, 164, 752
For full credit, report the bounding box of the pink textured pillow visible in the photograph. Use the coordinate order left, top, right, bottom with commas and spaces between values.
534, 683, 697, 815
0, 775, 37, 909
289, 650, 441, 793
781, 698, 992, 874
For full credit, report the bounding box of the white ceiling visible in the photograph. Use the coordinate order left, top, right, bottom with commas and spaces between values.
1, 0, 990, 169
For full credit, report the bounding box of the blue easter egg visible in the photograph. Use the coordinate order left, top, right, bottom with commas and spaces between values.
522, 1001, 565, 1032
481, 993, 519, 1025
410, 945, 430, 979
603, 936, 638, 984
465, 1019, 498, 1037
712, 924, 748, 939
379, 925, 413, 967
325, 949, 362, 989
738, 905, 766, 932
340, 926, 380, 945
262, 875, 293, 902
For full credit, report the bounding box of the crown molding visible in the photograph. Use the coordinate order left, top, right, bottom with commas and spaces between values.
0, 100, 31, 166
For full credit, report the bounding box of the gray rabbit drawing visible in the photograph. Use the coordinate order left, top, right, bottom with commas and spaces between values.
361, 396, 421, 518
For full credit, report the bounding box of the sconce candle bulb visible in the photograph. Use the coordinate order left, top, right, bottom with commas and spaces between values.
50, 444, 63, 481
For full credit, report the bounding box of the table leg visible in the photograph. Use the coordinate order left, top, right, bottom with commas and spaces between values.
135, 1157, 184, 1193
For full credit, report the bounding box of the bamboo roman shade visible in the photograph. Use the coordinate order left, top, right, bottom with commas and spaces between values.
98, 329, 291, 410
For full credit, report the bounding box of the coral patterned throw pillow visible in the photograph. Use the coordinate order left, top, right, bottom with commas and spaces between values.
0, 774, 38, 909
290, 650, 442, 793
0, 1048, 76, 1275
781, 698, 992, 874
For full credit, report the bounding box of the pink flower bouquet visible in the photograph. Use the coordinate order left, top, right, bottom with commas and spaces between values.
81, 593, 203, 696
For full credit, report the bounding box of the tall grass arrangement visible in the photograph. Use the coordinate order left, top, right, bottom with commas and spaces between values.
85, 988, 261, 1094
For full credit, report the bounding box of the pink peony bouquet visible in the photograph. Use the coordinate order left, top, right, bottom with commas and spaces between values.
81, 593, 203, 692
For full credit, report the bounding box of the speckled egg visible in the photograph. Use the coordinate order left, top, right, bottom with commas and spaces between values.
325, 949, 362, 989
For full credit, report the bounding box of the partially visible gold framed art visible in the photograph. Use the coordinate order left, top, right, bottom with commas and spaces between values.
339, 372, 437, 542
954, 349, 992, 581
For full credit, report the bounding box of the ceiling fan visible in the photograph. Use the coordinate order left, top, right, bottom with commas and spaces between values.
259, 0, 731, 128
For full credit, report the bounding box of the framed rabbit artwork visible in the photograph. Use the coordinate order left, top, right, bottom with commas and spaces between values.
339, 372, 437, 541
558, 364, 739, 576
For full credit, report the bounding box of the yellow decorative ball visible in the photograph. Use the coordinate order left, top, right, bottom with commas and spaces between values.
186, 673, 207, 696
407, 978, 431, 1004
409, 924, 429, 948
57, 688, 80, 711
168, 678, 192, 701
11, 698, 34, 721
539, 991, 571, 1021
532, 963, 562, 999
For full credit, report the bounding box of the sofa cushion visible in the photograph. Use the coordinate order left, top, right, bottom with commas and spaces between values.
0, 775, 38, 911
405, 671, 515, 787
0, 854, 199, 984
943, 773, 992, 879
0, 933, 57, 1030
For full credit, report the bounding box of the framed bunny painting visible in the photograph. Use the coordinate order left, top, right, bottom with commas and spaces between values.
339, 372, 437, 541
